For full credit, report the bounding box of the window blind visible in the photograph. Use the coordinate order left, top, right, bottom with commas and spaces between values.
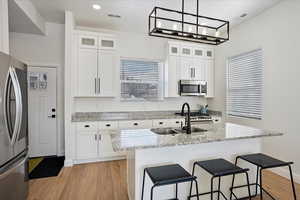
226, 49, 263, 119
120, 59, 162, 100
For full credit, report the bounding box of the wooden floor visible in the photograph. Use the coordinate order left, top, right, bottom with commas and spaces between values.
28, 160, 300, 200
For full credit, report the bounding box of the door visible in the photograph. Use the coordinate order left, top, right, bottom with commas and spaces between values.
205, 59, 215, 98
165, 56, 180, 97
98, 132, 118, 158
76, 132, 98, 160
28, 67, 57, 157
77, 48, 98, 96
193, 58, 204, 80
0, 153, 28, 200
180, 57, 194, 80
98, 50, 116, 97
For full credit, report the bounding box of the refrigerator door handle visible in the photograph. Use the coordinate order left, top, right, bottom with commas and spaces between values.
3, 70, 11, 143
0, 156, 27, 181
9, 67, 23, 145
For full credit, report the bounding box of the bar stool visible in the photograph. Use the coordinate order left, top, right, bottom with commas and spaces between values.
141, 164, 199, 200
230, 153, 297, 200
189, 158, 252, 200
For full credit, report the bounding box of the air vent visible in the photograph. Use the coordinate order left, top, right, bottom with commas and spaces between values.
240, 13, 248, 18
108, 14, 121, 18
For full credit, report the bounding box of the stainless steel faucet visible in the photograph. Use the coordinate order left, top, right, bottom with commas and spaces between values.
181, 102, 191, 134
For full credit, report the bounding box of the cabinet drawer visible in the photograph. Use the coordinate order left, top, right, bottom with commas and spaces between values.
118, 120, 152, 129
99, 121, 118, 130
153, 119, 184, 128
76, 122, 98, 132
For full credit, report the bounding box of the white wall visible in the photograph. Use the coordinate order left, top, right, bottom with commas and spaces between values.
0, 0, 9, 53
75, 27, 207, 112
9, 22, 65, 156
208, 0, 300, 178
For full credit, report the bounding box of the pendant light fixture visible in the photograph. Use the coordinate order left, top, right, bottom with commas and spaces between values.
148, 0, 229, 45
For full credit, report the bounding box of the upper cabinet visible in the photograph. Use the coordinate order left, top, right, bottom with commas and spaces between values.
164, 41, 215, 98
79, 35, 98, 49
74, 31, 117, 97
99, 37, 116, 50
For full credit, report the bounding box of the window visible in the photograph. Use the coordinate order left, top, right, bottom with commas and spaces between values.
120, 59, 163, 101
226, 49, 263, 119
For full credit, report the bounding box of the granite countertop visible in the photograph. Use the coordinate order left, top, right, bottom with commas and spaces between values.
72, 111, 185, 122
110, 123, 283, 151
72, 110, 222, 122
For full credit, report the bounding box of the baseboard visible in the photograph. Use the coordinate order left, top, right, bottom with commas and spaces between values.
74, 156, 126, 165
270, 167, 300, 184
64, 159, 74, 167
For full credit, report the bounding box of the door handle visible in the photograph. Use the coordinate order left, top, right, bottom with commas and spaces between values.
190, 68, 193, 78
48, 115, 56, 118
94, 134, 97, 141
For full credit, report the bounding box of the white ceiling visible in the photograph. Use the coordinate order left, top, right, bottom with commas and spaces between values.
30, 0, 283, 33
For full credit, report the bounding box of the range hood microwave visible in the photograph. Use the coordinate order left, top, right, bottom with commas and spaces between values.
179, 80, 207, 96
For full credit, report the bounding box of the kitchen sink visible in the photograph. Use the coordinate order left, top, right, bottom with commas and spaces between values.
150, 128, 180, 135
181, 127, 208, 133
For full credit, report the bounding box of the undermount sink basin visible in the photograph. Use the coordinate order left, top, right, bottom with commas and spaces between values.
181, 127, 208, 133
151, 127, 208, 135
150, 128, 180, 135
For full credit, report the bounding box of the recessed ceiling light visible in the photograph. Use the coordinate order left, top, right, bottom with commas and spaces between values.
240, 13, 248, 18
92, 4, 101, 10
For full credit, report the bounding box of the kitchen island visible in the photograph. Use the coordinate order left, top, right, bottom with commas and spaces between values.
111, 123, 282, 200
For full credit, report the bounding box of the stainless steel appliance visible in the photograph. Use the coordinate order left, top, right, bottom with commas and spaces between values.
179, 80, 207, 96
0, 52, 28, 200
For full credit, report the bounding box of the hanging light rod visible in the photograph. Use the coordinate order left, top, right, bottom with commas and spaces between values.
148, 0, 230, 45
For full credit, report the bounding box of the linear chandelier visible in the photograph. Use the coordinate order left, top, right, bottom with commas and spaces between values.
148, 0, 230, 45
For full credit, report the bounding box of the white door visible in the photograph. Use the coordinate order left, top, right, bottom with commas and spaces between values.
77, 48, 98, 96
98, 50, 116, 97
28, 67, 57, 157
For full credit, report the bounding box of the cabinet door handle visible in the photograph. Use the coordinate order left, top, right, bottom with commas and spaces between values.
98, 78, 101, 94
159, 122, 163, 125
106, 124, 111, 127
190, 68, 193, 78
133, 123, 138, 126
99, 134, 102, 141
95, 78, 97, 94
84, 125, 90, 128
94, 134, 97, 141
176, 121, 180, 124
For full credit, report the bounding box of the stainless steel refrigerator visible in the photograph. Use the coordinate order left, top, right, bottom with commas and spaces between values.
0, 52, 28, 200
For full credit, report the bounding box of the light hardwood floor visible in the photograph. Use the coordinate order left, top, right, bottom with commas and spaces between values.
27, 160, 300, 200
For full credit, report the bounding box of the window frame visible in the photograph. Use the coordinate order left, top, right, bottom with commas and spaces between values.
226, 49, 263, 120
120, 57, 164, 102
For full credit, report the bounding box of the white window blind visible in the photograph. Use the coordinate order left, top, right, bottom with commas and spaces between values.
226, 49, 263, 119
120, 59, 163, 101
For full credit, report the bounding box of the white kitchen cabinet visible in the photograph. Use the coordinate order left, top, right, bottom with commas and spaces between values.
168, 43, 180, 56
205, 49, 214, 59
98, 132, 121, 158
98, 50, 116, 97
79, 35, 98, 49
75, 31, 117, 97
164, 55, 180, 97
152, 119, 184, 128
77, 48, 98, 96
99, 37, 116, 50
180, 46, 193, 57
180, 57, 195, 80
118, 120, 153, 129
76, 132, 98, 160
205, 59, 215, 98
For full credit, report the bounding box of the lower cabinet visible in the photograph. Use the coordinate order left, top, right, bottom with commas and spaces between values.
75, 118, 185, 163
76, 131, 98, 160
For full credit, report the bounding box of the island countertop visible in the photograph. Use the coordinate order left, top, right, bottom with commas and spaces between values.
111, 123, 283, 151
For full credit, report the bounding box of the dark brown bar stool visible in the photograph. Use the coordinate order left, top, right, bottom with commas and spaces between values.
230, 153, 297, 200
189, 158, 252, 200
141, 164, 199, 200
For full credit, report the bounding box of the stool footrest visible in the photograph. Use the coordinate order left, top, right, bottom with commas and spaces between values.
189, 190, 227, 200
231, 183, 276, 200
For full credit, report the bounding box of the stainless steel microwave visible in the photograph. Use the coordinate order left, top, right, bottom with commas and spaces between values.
179, 80, 207, 96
